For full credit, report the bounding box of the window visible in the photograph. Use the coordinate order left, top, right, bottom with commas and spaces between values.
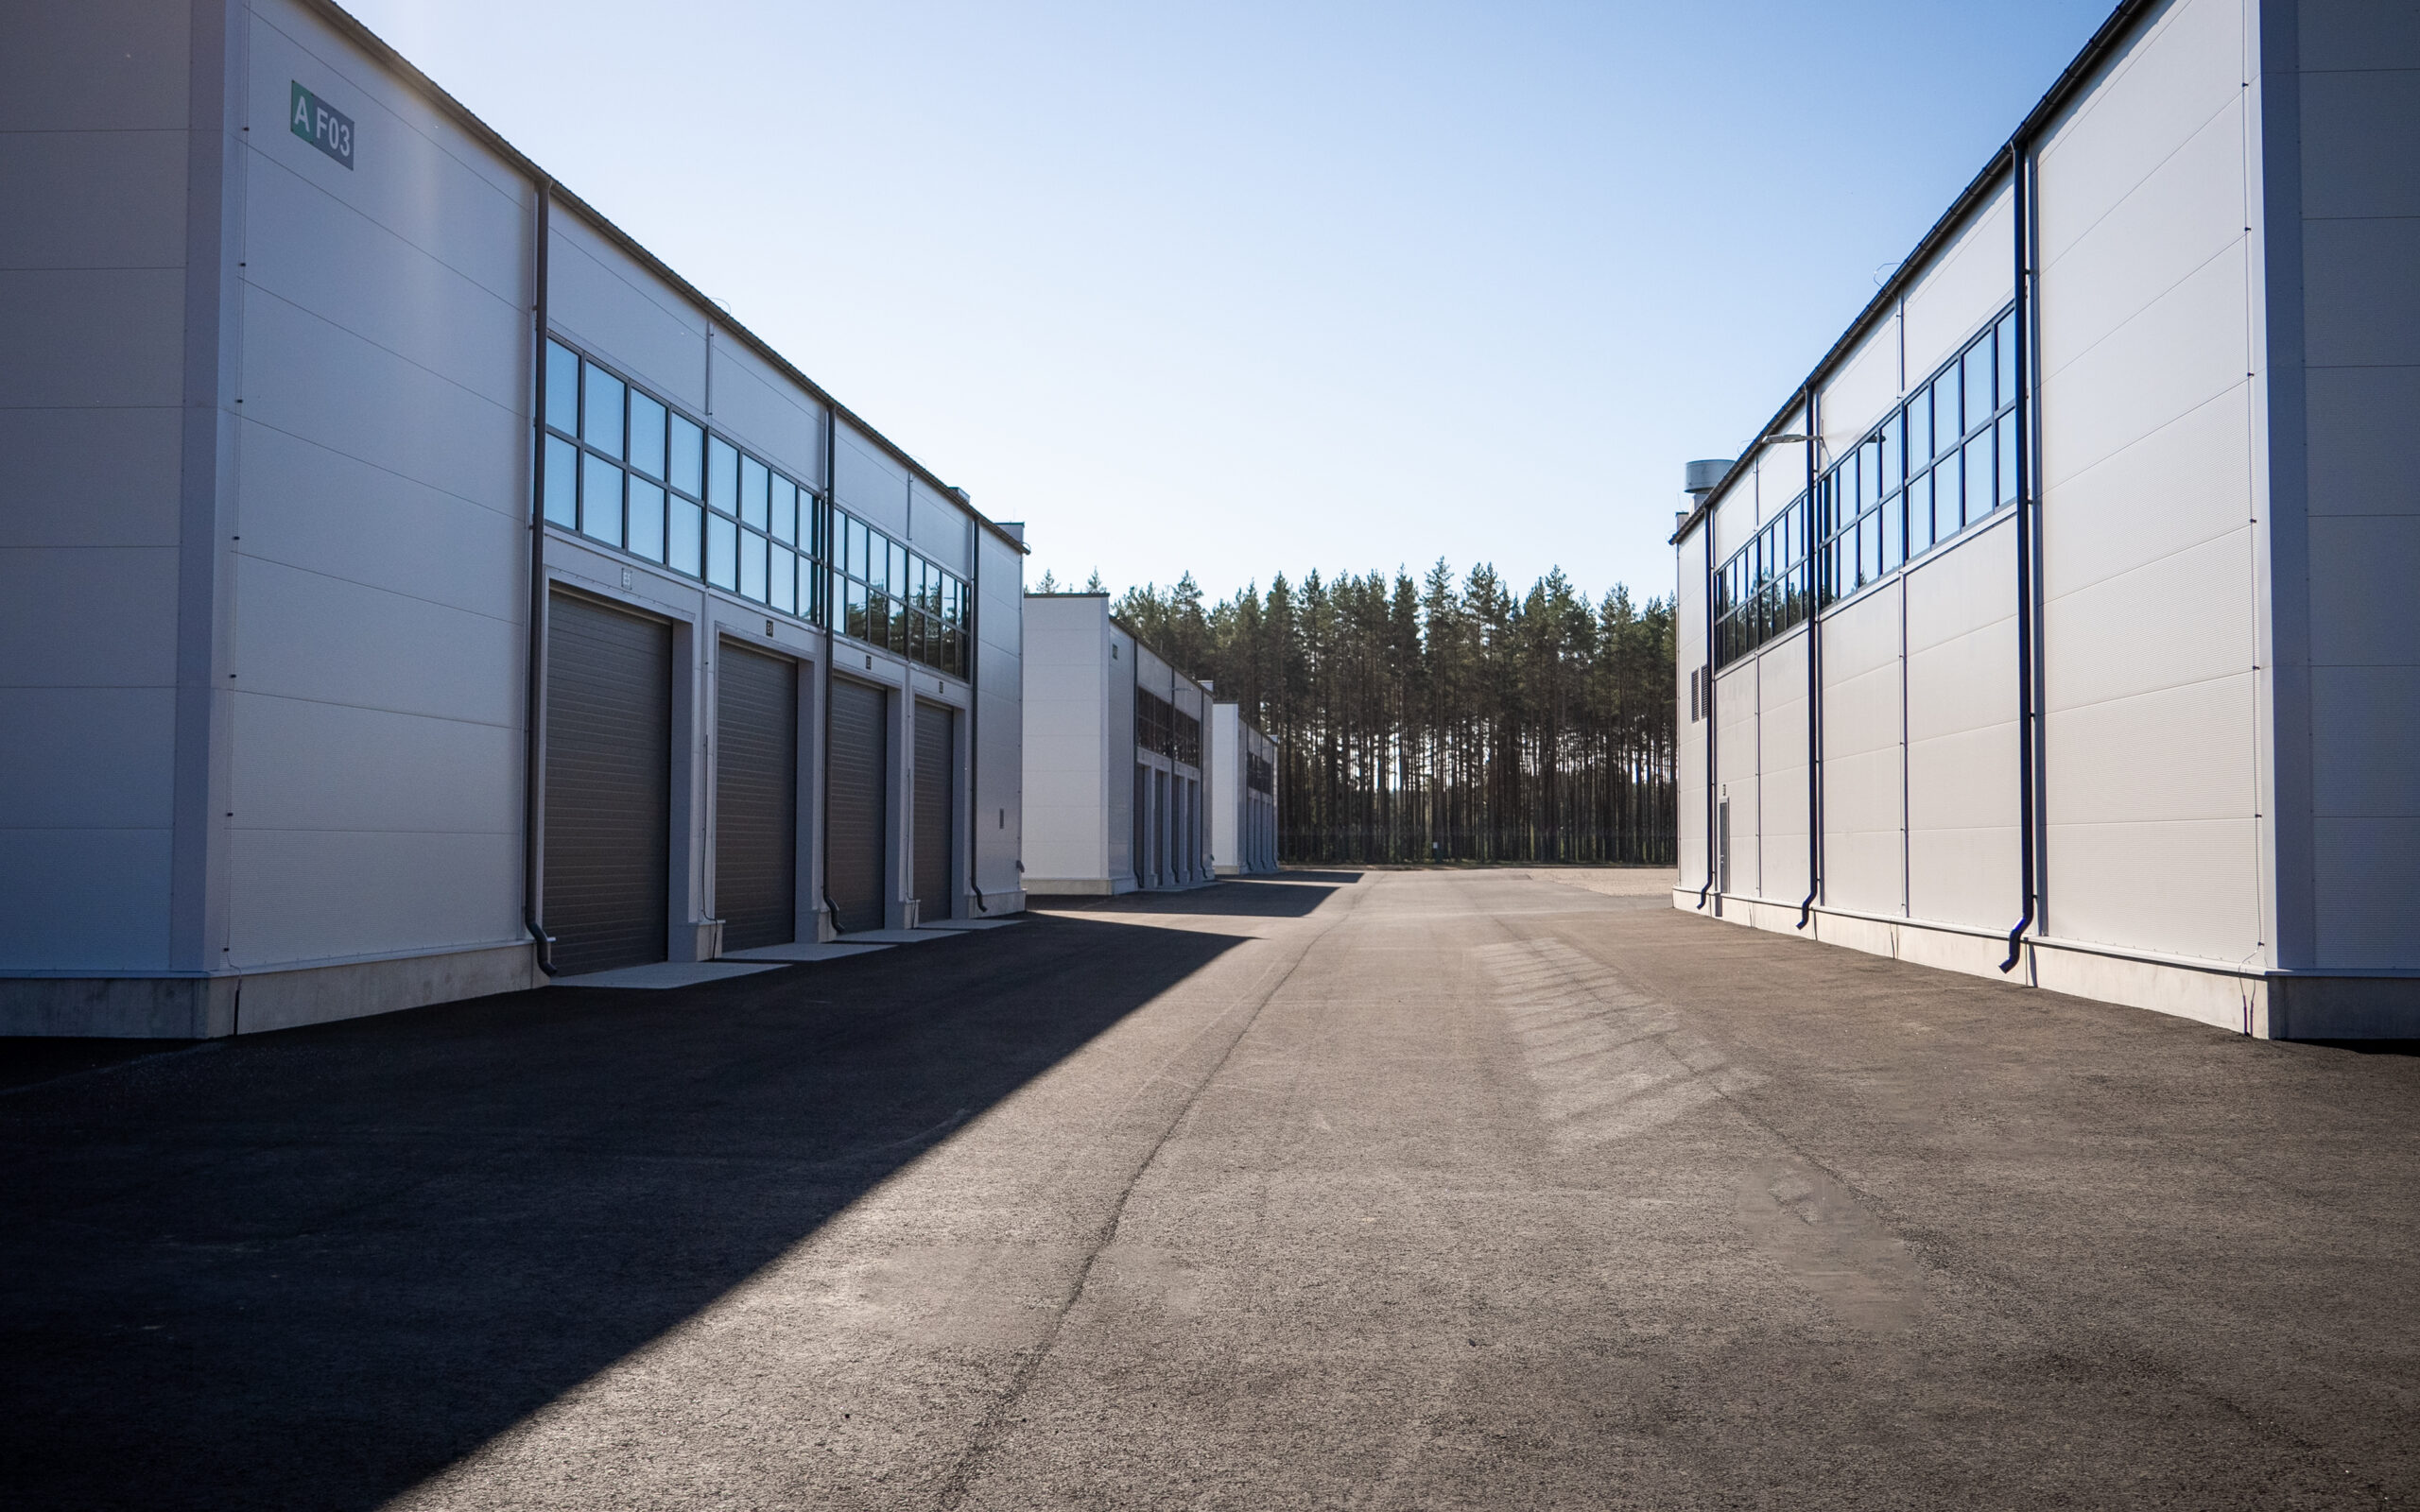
538, 339, 828, 629
826, 505, 969, 678
1711, 301, 2022, 669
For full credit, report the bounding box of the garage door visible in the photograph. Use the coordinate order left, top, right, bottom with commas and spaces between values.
544, 593, 671, 974
826, 677, 888, 935
913, 701, 955, 922
716, 642, 797, 951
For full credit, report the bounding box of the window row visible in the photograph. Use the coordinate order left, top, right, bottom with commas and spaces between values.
832, 509, 968, 679
544, 339, 980, 679
1714, 305, 2021, 667
1245, 751, 1276, 795
544, 340, 829, 627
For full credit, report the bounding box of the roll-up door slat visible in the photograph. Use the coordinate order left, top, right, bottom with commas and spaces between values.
716, 643, 798, 951
826, 678, 888, 935
913, 702, 954, 922
544, 594, 672, 974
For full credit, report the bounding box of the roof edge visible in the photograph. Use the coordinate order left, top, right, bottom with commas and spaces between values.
297, 0, 1029, 557
1668, 0, 2157, 547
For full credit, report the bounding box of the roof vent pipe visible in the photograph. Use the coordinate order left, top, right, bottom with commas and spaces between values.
1683, 458, 1733, 497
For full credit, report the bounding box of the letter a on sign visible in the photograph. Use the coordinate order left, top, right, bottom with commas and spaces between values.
289, 81, 354, 169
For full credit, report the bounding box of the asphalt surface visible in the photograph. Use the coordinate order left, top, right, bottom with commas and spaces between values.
5, 868, 2416, 1510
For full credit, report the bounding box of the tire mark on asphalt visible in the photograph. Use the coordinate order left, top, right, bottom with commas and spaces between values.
927, 876, 1373, 1511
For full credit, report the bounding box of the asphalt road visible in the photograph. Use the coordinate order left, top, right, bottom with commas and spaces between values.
5, 868, 2416, 1510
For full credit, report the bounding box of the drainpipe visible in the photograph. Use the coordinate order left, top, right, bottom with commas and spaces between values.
2002, 139, 2039, 973
1798, 395, 1823, 930
959, 491, 987, 914
821, 408, 841, 936
1696, 511, 1717, 911
522, 178, 558, 976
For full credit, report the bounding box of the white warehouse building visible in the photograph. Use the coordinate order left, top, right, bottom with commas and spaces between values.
1, 0, 1027, 1037
1673, 0, 2418, 1040
1208, 703, 1279, 877
1023, 593, 1269, 895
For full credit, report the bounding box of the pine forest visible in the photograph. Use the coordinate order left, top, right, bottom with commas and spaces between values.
1052, 561, 1678, 868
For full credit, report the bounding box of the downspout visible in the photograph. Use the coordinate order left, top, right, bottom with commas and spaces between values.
522, 177, 558, 976
1797, 394, 1823, 929
821, 408, 841, 935
1697, 515, 1717, 910
961, 498, 987, 913
2002, 138, 2038, 972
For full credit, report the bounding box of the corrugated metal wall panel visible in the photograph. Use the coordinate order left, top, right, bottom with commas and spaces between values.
1758, 634, 1811, 905
913, 702, 954, 921
1905, 531, 2018, 930
825, 677, 888, 934
714, 642, 798, 952
1713, 662, 1761, 897
1821, 582, 1908, 916
543, 594, 671, 974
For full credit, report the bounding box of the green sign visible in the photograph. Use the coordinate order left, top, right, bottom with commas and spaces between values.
290, 82, 354, 169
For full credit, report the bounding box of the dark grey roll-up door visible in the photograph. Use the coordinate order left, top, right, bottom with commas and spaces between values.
913, 701, 955, 922
716, 642, 797, 952
826, 677, 887, 935
544, 593, 671, 974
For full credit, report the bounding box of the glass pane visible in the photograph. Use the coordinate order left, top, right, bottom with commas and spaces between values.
628, 390, 666, 479
669, 415, 704, 497
1839, 453, 1858, 518
890, 541, 909, 594
1997, 410, 2019, 507
846, 578, 870, 640
1963, 430, 1993, 525
706, 512, 737, 590
707, 438, 738, 516
770, 478, 797, 545
1963, 336, 1994, 436
544, 341, 579, 435
668, 498, 702, 576
1935, 451, 1962, 534
1881, 412, 1904, 495
627, 478, 666, 561
850, 519, 871, 581
1933, 372, 1958, 455
1860, 438, 1882, 509
1881, 492, 1904, 572
579, 454, 623, 547
582, 365, 625, 460
542, 435, 579, 526
1909, 470, 1934, 554
770, 547, 797, 614
1905, 394, 1930, 466
735, 529, 764, 602
1997, 310, 2018, 409
910, 612, 927, 666
739, 455, 769, 530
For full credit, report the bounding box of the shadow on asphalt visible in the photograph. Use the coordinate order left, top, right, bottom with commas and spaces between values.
0, 914, 1246, 1512
1031, 873, 1358, 919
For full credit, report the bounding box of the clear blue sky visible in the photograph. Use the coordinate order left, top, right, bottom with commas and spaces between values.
346, 0, 2114, 608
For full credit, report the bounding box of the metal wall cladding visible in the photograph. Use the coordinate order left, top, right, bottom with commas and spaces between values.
1818, 581, 1907, 918
2295, 1, 2420, 968
1757, 631, 1812, 904
825, 678, 888, 935
714, 643, 798, 952
544, 594, 672, 974
913, 703, 956, 921
1903, 527, 2020, 931
1713, 661, 1761, 899
2032, 0, 2264, 964
1901, 183, 2014, 389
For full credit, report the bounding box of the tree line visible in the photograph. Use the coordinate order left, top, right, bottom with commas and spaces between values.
1037, 561, 1677, 867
